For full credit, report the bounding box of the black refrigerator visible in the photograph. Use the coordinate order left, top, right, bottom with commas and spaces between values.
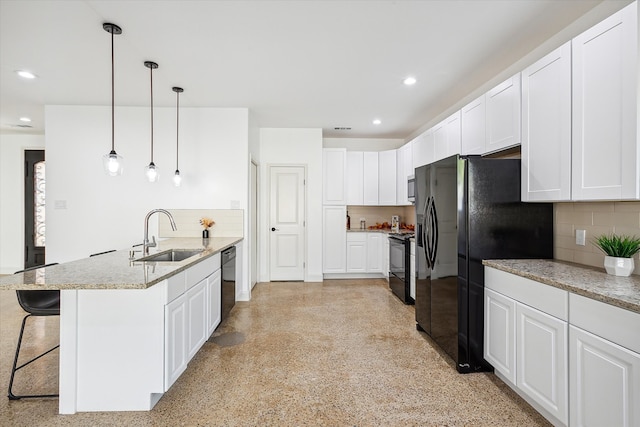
415, 155, 553, 373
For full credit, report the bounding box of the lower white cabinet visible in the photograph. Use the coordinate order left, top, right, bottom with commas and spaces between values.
323, 206, 347, 273
366, 232, 384, 273
165, 293, 188, 390
207, 269, 222, 336
570, 326, 640, 427
346, 233, 367, 273
186, 279, 208, 360
516, 303, 568, 424
484, 288, 516, 384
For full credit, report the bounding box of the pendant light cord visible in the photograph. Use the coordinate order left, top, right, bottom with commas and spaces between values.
150, 66, 154, 163
111, 30, 115, 152
176, 90, 179, 169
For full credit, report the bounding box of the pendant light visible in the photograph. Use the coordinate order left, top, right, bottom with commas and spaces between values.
144, 61, 159, 182
102, 23, 123, 176
172, 86, 184, 187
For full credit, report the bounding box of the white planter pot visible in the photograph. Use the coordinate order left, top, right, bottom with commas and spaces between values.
603, 256, 635, 277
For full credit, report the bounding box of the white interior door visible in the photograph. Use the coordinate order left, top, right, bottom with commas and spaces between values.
269, 166, 305, 281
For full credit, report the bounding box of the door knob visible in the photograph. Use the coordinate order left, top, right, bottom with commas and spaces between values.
271, 227, 278, 231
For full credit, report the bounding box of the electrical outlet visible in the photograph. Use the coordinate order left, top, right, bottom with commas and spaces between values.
576, 229, 586, 246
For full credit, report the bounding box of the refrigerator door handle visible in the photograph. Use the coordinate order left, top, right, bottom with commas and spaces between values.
427, 196, 438, 267
424, 196, 435, 269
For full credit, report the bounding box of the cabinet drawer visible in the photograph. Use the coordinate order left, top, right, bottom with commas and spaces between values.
185, 255, 219, 290
569, 293, 640, 354
346, 232, 367, 242
485, 268, 568, 321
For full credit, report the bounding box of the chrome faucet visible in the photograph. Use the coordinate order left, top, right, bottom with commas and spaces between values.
143, 209, 177, 255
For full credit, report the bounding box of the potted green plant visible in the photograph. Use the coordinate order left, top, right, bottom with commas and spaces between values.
593, 234, 640, 277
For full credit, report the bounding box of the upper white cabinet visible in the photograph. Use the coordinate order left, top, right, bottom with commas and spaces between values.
486, 73, 521, 154
378, 150, 397, 205
363, 152, 379, 205
433, 111, 462, 162
323, 148, 347, 205
413, 129, 435, 169
346, 151, 364, 205
521, 42, 572, 202
572, 1, 638, 200
461, 95, 486, 155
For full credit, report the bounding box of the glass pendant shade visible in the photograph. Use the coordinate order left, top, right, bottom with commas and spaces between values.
103, 150, 123, 176
173, 170, 182, 187
145, 162, 159, 182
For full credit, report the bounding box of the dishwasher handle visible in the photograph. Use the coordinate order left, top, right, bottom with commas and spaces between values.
222, 246, 236, 263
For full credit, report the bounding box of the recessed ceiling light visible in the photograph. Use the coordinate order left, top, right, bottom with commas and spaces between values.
19, 117, 31, 122
373, 119, 381, 125
16, 70, 36, 79
403, 76, 417, 86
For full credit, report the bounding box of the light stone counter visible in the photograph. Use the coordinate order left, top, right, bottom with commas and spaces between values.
483, 259, 640, 314
0, 237, 242, 290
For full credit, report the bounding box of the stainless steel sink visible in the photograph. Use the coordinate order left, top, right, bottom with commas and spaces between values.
138, 249, 204, 262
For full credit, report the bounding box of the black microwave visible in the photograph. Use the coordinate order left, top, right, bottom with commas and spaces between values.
407, 175, 415, 203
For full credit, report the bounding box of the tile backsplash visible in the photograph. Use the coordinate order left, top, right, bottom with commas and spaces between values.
555, 202, 640, 275
159, 209, 244, 238
347, 205, 415, 229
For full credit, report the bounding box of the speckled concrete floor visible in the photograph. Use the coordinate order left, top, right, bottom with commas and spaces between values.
0, 280, 550, 426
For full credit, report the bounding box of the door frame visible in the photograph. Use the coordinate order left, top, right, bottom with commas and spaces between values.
250, 159, 259, 289
267, 163, 307, 282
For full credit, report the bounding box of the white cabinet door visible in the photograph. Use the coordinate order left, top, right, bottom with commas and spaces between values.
378, 150, 397, 205
207, 269, 222, 336
322, 148, 347, 205
413, 129, 435, 169
484, 288, 517, 385
569, 325, 640, 427
323, 206, 346, 273
363, 152, 379, 205
346, 234, 367, 273
366, 232, 383, 273
517, 303, 568, 425
572, 2, 638, 201
186, 279, 208, 360
486, 73, 521, 154
396, 146, 405, 205
522, 42, 572, 202
165, 293, 188, 391
461, 95, 486, 155
434, 111, 462, 162
347, 151, 364, 205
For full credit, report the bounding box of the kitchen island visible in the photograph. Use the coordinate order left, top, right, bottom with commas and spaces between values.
0, 237, 242, 414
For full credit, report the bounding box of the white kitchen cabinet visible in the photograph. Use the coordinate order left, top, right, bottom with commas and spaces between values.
323, 148, 347, 205
207, 269, 221, 336
461, 95, 486, 155
363, 152, 379, 205
366, 232, 384, 273
323, 206, 347, 273
346, 151, 364, 205
516, 303, 568, 426
186, 279, 208, 360
396, 142, 414, 205
413, 129, 435, 169
165, 292, 188, 391
486, 73, 521, 154
521, 42, 572, 202
570, 326, 640, 427
378, 150, 397, 205
433, 111, 461, 162
346, 233, 367, 273
571, 2, 638, 200
484, 288, 517, 385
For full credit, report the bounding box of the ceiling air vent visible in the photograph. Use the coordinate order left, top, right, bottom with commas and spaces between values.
334, 127, 351, 131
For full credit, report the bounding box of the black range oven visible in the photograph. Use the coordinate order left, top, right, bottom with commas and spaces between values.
388, 234, 414, 304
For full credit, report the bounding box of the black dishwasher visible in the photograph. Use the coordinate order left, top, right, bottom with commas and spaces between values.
221, 246, 236, 323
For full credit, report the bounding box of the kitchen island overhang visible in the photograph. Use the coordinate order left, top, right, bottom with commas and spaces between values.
0, 237, 242, 414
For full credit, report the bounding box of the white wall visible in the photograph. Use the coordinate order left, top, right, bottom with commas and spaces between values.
259, 128, 323, 282
0, 134, 45, 274
323, 137, 404, 151
44, 105, 252, 299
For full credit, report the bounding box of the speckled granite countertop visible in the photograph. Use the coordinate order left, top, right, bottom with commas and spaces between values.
483, 259, 640, 314
0, 237, 242, 291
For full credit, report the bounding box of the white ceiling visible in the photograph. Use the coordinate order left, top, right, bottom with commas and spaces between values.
0, 0, 629, 139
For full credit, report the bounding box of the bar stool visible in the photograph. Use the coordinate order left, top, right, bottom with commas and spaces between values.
8, 263, 60, 400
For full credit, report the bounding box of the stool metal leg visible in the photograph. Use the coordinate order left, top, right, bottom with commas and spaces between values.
8, 314, 60, 400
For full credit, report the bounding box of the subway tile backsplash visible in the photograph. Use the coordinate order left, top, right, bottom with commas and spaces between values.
159, 209, 244, 238
347, 205, 415, 229
555, 202, 640, 274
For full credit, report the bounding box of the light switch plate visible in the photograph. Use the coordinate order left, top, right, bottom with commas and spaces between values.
576, 229, 586, 246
